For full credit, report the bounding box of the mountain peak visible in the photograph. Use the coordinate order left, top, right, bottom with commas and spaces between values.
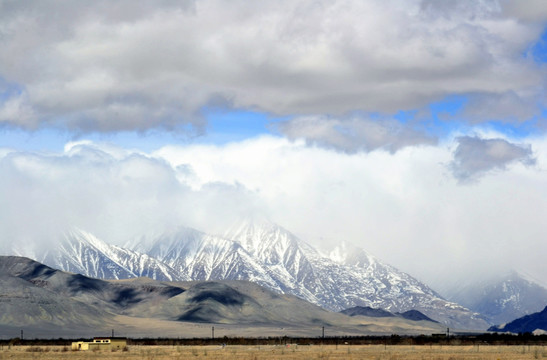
327, 242, 377, 268
5, 221, 491, 330
225, 218, 314, 259
447, 269, 547, 325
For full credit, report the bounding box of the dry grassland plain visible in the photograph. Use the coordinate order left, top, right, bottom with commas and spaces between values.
0, 345, 546, 360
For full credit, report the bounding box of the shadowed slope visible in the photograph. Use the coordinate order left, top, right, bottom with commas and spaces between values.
0, 256, 447, 337
489, 306, 547, 333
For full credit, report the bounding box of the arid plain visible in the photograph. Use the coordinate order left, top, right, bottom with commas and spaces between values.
1, 345, 546, 360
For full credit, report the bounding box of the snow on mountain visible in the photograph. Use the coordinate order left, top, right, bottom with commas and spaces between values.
223, 219, 488, 330
223, 218, 319, 302
38, 229, 181, 281
447, 271, 547, 325
8, 222, 490, 330
137, 226, 282, 290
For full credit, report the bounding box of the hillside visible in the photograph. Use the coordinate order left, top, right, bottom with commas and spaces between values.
0, 256, 446, 338
8, 222, 489, 330
489, 306, 547, 334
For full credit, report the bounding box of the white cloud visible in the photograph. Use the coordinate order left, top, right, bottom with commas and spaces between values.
1, 135, 547, 288
1, 0, 546, 292
0, 142, 261, 252
0, 0, 545, 132
155, 134, 547, 288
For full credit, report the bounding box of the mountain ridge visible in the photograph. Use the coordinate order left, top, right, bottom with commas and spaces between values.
6, 220, 489, 330
488, 306, 547, 333
0, 255, 447, 337
446, 270, 547, 325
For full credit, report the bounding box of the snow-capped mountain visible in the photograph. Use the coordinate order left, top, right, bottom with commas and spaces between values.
223, 219, 320, 303
446, 271, 547, 325
31, 229, 181, 281
7, 221, 489, 330
223, 219, 487, 330
135, 226, 281, 289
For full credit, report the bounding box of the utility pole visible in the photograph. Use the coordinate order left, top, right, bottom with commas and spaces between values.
112, 329, 114, 338
20, 330, 23, 341
212, 326, 214, 341
322, 326, 324, 339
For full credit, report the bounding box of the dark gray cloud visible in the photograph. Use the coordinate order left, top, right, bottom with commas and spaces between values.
501, 0, 547, 22
0, 0, 545, 134
435, 91, 543, 125
277, 115, 436, 153
450, 136, 536, 181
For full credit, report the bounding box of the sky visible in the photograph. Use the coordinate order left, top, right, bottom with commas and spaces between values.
1, 0, 547, 292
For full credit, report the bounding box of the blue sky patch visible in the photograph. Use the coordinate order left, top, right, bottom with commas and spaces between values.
530, 27, 547, 63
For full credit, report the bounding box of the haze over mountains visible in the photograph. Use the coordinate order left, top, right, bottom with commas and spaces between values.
3, 219, 545, 332
446, 271, 547, 326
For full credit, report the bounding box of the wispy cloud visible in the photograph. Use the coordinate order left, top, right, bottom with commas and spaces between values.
277, 115, 436, 153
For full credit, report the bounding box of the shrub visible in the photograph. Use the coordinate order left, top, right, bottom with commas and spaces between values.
25, 346, 44, 352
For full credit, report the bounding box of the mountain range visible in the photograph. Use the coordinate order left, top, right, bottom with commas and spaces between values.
0, 255, 447, 338
445, 271, 547, 325
7, 218, 537, 330
488, 306, 547, 334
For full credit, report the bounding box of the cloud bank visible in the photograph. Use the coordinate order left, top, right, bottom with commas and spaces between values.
0, 0, 546, 295
0, 142, 264, 253
2, 136, 546, 289
0, 0, 545, 134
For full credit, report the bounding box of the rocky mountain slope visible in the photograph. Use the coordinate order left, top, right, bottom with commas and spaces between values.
446, 271, 547, 325
0, 256, 446, 338
221, 219, 487, 330
6, 220, 489, 330
489, 306, 547, 333
39, 229, 181, 281
340, 306, 395, 318
340, 306, 438, 323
